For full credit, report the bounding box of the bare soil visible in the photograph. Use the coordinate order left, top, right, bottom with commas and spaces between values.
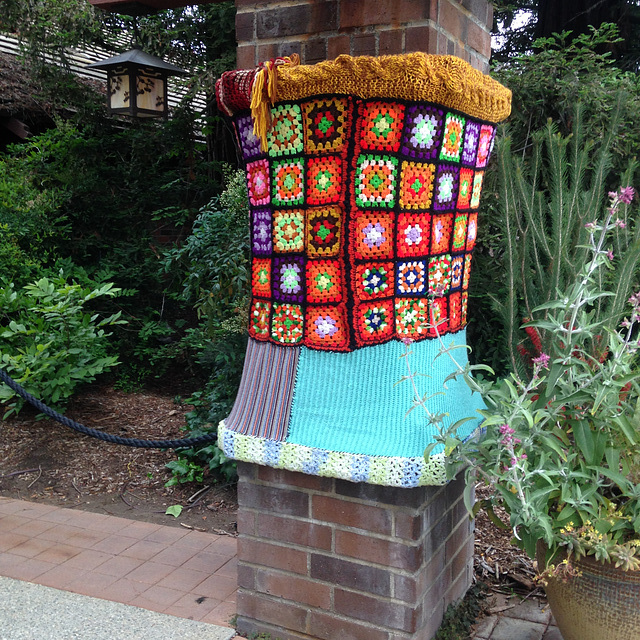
0, 382, 237, 536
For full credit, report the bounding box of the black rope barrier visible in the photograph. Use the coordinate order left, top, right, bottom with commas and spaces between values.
0, 368, 218, 449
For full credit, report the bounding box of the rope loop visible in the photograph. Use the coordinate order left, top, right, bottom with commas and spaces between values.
0, 368, 217, 450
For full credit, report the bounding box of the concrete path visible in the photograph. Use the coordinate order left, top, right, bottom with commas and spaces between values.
0, 496, 561, 640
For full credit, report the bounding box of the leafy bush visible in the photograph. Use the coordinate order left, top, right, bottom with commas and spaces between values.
162, 170, 250, 485
0, 274, 125, 417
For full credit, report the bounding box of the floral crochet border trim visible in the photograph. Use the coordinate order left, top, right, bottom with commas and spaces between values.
218, 421, 449, 487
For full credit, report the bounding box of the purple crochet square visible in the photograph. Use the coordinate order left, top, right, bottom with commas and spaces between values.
400, 105, 445, 160
236, 114, 262, 160
433, 164, 460, 211
461, 120, 480, 166
273, 255, 305, 303
252, 209, 272, 256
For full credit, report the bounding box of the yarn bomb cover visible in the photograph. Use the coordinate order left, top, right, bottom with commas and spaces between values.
216, 54, 512, 487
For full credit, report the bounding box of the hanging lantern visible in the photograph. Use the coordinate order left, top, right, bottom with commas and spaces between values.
87, 46, 187, 118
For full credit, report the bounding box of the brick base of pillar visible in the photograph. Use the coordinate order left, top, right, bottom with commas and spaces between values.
235, 462, 474, 640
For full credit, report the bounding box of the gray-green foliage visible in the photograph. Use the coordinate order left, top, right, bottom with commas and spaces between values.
493, 101, 640, 376
0, 274, 125, 417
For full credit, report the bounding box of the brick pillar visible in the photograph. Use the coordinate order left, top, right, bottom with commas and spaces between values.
235, 0, 493, 72
235, 462, 474, 640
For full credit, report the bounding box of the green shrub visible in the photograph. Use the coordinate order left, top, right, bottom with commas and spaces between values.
0, 274, 125, 417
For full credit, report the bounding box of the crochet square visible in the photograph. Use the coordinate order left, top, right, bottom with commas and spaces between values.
452, 214, 468, 251
399, 161, 435, 210
355, 154, 398, 209
457, 168, 474, 209
450, 254, 464, 290
426, 296, 448, 337
273, 209, 305, 253
433, 165, 460, 211
476, 124, 495, 168
353, 212, 394, 260
462, 121, 480, 166
449, 291, 462, 331
466, 212, 478, 251
428, 254, 452, 294
307, 206, 342, 258
305, 304, 349, 350
439, 112, 466, 162
396, 260, 427, 296
273, 256, 305, 303
302, 98, 349, 154
246, 159, 271, 207
272, 158, 305, 206
355, 299, 395, 344
395, 298, 429, 339
249, 299, 271, 339
271, 303, 304, 345
251, 258, 271, 298
359, 101, 405, 152
236, 114, 262, 160
463, 254, 472, 289
306, 259, 343, 304
267, 103, 304, 157
401, 105, 444, 160
431, 213, 453, 254
462, 291, 469, 324
470, 172, 484, 209
307, 155, 343, 205
354, 262, 394, 300
252, 209, 272, 256
397, 213, 431, 258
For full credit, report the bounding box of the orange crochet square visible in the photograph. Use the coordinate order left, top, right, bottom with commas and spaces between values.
463, 254, 472, 290
251, 258, 271, 298
359, 101, 405, 152
449, 291, 462, 331
307, 155, 343, 205
271, 303, 304, 345
452, 214, 468, 251
466, 212, 478, 251
431, 213, 453, 254
457, 168, 474, 209
273, 209, 305, 253
399, 161, 435, 210
397, 213, 431, 258
440, 112, 466, 162
305, 304, 349, 351
272, 158, 304, 206
306, 259, 343, 304
353, 212, 395, 260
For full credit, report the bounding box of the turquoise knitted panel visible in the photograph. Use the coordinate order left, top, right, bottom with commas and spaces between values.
286, 329, 483, 458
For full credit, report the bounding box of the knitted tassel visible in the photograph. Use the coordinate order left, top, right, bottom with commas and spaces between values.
250, 54, 301, 151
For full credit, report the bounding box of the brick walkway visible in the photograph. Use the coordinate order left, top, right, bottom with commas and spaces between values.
0, 497, 242, 639
0, 496, 561, 640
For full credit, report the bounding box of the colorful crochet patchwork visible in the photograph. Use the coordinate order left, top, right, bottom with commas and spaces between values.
215, 53, 511, 486
232, 89, 499, 351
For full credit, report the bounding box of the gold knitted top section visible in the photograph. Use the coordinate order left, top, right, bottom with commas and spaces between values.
275, 53, 511, 123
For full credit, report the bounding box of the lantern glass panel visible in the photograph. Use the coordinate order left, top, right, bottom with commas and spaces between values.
109, 73, 131, 110
136, 71, 165, 114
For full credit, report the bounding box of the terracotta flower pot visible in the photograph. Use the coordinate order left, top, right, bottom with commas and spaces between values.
538, 546, 640, 640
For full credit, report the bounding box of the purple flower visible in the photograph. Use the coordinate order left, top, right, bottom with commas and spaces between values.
607, 250, 615, 261
620, 186, 635, 204
532, 352, 550, 368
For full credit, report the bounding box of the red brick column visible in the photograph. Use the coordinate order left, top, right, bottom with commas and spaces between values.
235, 462, 474, 640
235, 0, 493, 72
